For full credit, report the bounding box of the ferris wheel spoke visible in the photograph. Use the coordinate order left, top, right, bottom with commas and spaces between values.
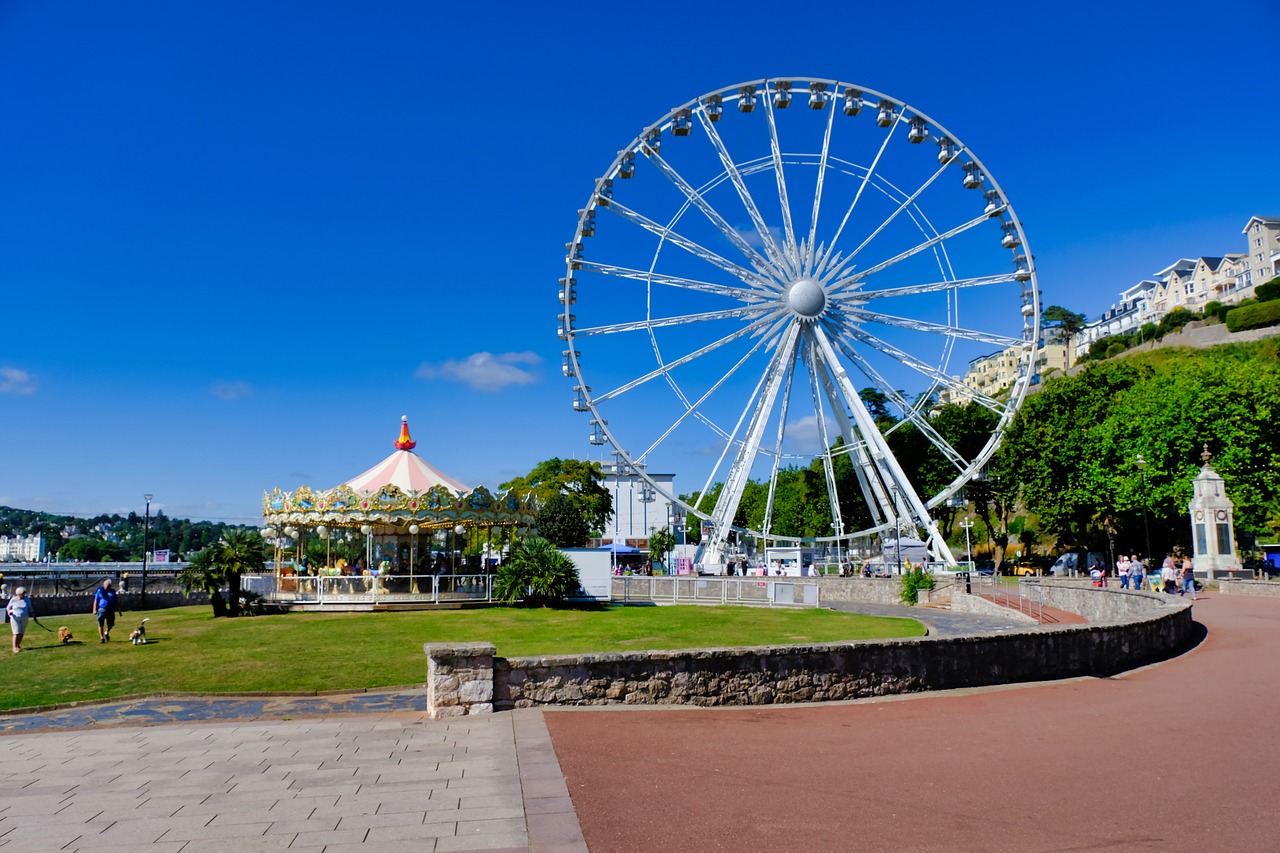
801, 334, 844, 535
759, 341, 801, 540
838, 307, 1023, 349
762, 86, 800, 274
832, 323, 1006, 414
803, 98, 838, 277
705, 323, 803, 543
641, 144, 780, 279
826, 335, 969, 471
696, 322, 793, 512
843, 157, 955, 264
593, 312, 783, 404
577, 261, 775, 303
573, 304, 775, 338
636, 317, 788, 461
696, 110, 789, 270
816, 119, 900, 277
848, 272, 1022, 301
606, 199, 780, 291
829, 213, 995, 292
814, 361, 887, 529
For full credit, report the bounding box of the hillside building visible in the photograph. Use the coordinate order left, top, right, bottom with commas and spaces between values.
0, 533, 46, 562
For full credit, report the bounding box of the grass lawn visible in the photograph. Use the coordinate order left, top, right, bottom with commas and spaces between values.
0, 604, 923, 711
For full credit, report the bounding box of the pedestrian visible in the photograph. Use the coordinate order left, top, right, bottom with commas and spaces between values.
1130, 555, 1145, 592
1181, 556, 1197, 600
1161, 554, 1178, 594
93, 578, 120, 643
7, 586, 32, 653
1118, 555, 1131, 590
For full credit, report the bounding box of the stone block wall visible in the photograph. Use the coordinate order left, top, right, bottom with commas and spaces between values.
1218, 579, 1280, 597
425, 642, 495, 718
421, 587, 1193, 714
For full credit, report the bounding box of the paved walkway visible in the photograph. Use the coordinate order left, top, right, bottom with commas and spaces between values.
0, 708, 587, 852
545, 593, 1280, 852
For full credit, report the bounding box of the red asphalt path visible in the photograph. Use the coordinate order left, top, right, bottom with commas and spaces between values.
545, 594, 1280, 852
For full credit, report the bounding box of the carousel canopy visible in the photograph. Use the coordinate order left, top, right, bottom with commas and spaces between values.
262, 416, 533, 531
345, 417, 471, 495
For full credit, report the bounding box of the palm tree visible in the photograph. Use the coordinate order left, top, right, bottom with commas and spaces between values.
493, 536, 580, 606
177, 528, 266, 617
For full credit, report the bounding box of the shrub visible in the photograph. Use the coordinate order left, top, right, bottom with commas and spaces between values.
898, 566, 936, 605
1256, 277, 1280, 302
1104, 341, 1128, 358
1225, 300, 1280, 333
1202, 301, 1226, 323
493, 536, 581, 606
1156, 307, 1193, 339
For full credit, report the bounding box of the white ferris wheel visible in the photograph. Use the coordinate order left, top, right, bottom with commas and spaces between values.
559, 78, 1040, 567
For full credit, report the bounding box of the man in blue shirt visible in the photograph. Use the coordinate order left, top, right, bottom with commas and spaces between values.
93, 578, 120, 643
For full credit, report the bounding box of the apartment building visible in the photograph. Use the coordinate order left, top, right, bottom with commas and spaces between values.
1241, 216, 1280, 291
0, 533, 46, 562
959, 337, 1069, 399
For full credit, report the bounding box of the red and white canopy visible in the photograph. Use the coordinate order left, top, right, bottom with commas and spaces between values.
344, 416, 470, 495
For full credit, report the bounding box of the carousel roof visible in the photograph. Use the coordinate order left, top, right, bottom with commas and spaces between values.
344, 416, 470, 495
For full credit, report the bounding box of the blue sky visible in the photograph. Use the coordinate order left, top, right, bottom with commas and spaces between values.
2, 0, 1278, 525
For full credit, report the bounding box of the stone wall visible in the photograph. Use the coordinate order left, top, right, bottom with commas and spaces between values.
1218, 579, 1280, 597
951, 591, 1038, 623
419, 587, 1193, 712
17, 591, 208, 618
815, 577, 907, 605
424, 642, 495, 718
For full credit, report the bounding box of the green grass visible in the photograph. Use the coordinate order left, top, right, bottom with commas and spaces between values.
1, 605, 923, 711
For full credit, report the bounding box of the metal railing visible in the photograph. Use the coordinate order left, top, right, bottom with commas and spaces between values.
614, 575, 820, 607
962, 572, 1046, 623
246, 573, 494, 605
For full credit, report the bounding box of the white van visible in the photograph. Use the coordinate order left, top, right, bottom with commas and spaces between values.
1049, 551, 1107, 577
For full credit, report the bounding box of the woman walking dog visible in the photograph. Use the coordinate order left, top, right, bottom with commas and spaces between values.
6, 587, 32, 653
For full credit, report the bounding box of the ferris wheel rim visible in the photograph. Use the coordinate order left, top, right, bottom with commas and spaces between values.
561, 76, 1040, 551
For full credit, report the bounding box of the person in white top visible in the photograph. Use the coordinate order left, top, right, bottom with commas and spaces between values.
1117, 555, 1131, 589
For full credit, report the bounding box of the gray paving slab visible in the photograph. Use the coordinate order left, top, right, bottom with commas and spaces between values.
0, 703, 586, 852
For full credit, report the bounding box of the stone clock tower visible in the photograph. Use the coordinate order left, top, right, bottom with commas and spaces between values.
1187, 445, 1243, 579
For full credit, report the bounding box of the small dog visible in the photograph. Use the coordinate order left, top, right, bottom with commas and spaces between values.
129, 618, 150, 645
57, 626, 73, 644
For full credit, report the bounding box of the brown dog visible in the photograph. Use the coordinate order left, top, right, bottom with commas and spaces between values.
57, 626, 73, 644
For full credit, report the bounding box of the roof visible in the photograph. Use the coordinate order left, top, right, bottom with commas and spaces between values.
343, 417, 471, 495
1242, 216, 1280, 232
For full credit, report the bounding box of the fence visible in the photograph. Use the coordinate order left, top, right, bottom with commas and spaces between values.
613, 575, 820, 607
958, 572, 1046, 622
242, 573, 494, 605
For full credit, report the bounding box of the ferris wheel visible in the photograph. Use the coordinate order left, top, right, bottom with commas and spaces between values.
559, 78, 1040, 567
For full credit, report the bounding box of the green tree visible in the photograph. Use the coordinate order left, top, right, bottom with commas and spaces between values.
648, 526, 676, 570
177, 548, 229, 617
1042, 305, 1088, 364
493, 536, 580, 606
535, 493, 589, 547
501, 458, 613, 536
178, 529, 267, 617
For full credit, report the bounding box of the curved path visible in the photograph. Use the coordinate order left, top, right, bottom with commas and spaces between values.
544, 593, 1280, 852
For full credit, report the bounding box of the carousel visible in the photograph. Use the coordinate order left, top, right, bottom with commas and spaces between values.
259, 416, 535, 609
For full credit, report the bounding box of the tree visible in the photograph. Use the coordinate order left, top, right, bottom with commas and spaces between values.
1042, 305, 1088, 365
501, 458, 613, 536
493, 536, 580, 606
177, 547, 229, 617
535, 493, 589, 547
648, 526, 676, 569
177, 529, 266, 617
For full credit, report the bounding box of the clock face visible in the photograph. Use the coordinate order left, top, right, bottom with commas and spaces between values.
1195, 510, 1204, 521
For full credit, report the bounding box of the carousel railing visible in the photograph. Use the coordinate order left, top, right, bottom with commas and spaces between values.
256, 572, 494, 605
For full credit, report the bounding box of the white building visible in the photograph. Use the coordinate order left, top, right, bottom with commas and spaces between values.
1075, 279, 1158, 357
1241, 216, 1280, 291
597, 459, 678, 548
0, 534, 47, 562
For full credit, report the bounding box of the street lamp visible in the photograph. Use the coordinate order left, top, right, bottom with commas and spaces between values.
891, 485, 902, 575
409, 524, 420, 594
141, 494, 153, 608
1135, 453, 1153, 565
960, 516, 975, 569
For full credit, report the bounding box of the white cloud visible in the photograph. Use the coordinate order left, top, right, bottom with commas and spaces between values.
783, 415, 823, 454
210, 381, 252, 401
416, 351, 540, 392
0, 367, 36, 395
734, 224, 785, 251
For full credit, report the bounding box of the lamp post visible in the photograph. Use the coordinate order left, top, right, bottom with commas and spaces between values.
960, 516, 975, 569
141, 494, 153, 608
1135, 453, 1153, 565
891, 485, 902, 575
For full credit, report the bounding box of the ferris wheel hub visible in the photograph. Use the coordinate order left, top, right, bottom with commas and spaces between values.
785, 278, 827, 319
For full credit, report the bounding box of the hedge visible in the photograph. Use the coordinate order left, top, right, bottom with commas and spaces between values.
1225, 299, 1280, 332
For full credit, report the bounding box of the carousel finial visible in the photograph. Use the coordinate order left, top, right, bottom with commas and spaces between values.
395, 415, 417, 450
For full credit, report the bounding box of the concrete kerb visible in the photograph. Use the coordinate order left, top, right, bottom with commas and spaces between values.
424, 582, 1194, 714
